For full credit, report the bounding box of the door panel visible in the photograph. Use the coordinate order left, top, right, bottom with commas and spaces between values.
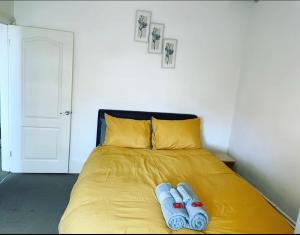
23, 127, 59, 160
9, 26, 73, 173
23, 38, 62, 118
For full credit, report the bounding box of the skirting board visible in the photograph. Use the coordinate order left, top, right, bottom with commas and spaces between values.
236, 172, 296, 228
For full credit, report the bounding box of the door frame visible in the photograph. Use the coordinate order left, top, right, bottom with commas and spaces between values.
0, 23, 11, 172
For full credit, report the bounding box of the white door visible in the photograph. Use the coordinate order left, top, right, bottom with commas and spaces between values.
8, 26, 73, 173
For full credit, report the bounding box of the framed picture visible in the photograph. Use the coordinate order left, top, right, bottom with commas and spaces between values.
162, 38, 177, 68
134, 10, 151, 43
148, 23, 165, 54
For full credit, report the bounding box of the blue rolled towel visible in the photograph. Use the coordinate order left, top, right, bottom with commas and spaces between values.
170, 188, 184, 204
155, 183, 189, 230
177, 182, 208, 231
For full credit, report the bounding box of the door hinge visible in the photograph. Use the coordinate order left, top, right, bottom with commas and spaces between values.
8, 38, 11, 46
9, 151, 12, 157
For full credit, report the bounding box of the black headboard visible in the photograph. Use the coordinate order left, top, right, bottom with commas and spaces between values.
96, 109, 197, 146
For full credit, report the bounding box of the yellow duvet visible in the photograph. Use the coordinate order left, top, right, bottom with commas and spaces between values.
59, 146, 293, 234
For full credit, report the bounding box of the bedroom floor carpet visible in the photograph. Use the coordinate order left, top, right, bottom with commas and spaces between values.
0, 173, 78, 234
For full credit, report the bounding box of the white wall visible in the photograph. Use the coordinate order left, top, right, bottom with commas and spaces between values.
0, 1, 14, 24
14, 1, 251, 173
229, 2, 300, 222
0, 23, 10, 171
0, 1, 14, 136
0, 0, 14, 121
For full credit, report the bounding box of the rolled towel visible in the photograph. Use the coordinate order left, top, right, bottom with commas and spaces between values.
155, 183, 189, 230
170, 188, 184, 204
177, 182, 208, 231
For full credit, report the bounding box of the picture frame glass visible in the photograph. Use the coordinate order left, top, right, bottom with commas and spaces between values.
162, 39, 177, 68
134, 10, 151, 42
148, 23, 164, 54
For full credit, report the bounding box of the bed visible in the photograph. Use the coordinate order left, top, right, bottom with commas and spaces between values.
59, 109, 293, 234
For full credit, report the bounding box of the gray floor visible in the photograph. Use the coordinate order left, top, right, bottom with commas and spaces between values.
0, 173, 78, 234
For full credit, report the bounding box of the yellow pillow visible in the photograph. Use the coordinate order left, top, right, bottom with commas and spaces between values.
152, 117, 201, 149
103, 114, 151, 149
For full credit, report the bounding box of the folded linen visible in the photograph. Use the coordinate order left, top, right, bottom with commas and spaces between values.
177, 182, 208, 231
155, 183, 189, 230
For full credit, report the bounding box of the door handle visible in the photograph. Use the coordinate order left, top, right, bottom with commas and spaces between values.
60, 111, 72, 115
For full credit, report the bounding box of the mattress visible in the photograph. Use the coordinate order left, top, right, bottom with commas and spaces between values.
59, 146, 293, 234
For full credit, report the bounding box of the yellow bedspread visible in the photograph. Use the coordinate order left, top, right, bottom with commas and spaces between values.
59, 146, 293, 234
